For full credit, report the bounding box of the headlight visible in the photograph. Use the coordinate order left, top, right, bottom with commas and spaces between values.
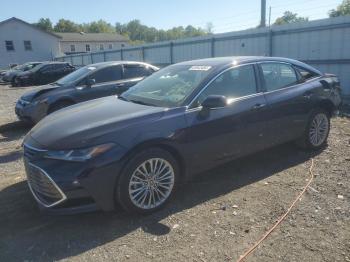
44, 143, 115, 162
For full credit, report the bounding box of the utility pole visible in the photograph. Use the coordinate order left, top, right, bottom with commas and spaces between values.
260, 0, 267, 27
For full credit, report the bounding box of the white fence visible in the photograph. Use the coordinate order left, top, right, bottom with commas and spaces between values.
56, 16, 350, 97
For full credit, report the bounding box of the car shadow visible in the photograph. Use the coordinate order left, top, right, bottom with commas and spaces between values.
0, 143, 322, 261
0, 121, 32, 143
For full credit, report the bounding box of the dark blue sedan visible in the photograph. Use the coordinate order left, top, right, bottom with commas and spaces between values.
23, 56, 342, 214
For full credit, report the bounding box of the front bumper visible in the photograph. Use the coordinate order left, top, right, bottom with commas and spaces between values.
15, 100, 48, 123
23, 141, 127, 214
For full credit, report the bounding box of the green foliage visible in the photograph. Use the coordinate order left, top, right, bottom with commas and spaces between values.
82, 20, 116, 33
33, 18, 209, 43
33, 18, 53, 32
274, 11, 309, 25
53, 19, 82, 32
115, 20, 208, 43
329, 0, 350, 17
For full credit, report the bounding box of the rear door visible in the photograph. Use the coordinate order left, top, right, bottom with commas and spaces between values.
37, 65, 55, 84
184, 64, 269, 171
258, 62, 315, 146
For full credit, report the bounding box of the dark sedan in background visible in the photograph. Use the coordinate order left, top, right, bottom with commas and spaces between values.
13, 62, 75, 87
22, 56, 341, 214
16, 61, 158, 123
2, 62, 42, 83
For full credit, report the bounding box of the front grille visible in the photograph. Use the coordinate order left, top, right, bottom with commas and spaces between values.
25, 161, 66, 207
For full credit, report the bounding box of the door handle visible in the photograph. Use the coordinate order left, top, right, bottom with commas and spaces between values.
252, 103, 266, 110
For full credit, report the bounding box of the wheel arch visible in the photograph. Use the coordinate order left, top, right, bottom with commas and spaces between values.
316, 99, 336, 117
48, 97, 76, 113
119, 139, 188, 184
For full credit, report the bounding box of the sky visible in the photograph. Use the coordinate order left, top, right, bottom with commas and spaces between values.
0, 0, 344, 33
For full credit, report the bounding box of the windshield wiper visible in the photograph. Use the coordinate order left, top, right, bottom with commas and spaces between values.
129, 99, 155, 106
118, 95, 129, 102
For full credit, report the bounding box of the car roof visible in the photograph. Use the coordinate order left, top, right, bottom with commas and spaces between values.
176, 56, 322, 75
86, 61, 159, 70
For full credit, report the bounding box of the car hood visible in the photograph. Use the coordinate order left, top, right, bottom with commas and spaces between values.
21, 84, 59, 102
26, 96, 166, 149
4, 70, 18, 76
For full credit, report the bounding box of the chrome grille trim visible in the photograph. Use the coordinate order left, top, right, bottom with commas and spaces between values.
26, 162, 67, 208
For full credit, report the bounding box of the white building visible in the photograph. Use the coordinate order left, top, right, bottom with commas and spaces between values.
0, 17, 61, 69
56, 32, 129, 55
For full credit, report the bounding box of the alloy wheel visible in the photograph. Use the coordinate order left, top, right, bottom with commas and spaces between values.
128, 158, 175, 210
309, 113, 329, 147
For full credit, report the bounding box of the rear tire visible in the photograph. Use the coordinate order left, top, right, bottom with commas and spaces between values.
116, 148, 179, 214
48, 100, 74, 114
295, 108, 330, 150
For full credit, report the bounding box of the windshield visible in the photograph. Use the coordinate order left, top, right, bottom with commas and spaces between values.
56, 66, 96, 86
121, 64, 213, 107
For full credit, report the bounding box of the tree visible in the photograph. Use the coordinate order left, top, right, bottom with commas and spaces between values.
54, 19, 82, 32
329, 0, 350, 17
33, 18, 53, 32
85, 20, 115, 33
274, 11, 309, 25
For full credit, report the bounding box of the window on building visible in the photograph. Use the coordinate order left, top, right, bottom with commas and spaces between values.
121, 43, 125, 48
24, 40, 32, 51
99, 44, 104, 51
109, 43, 113, 49
70, 44, 76, 52
5, 41, 14, 51
86, 44, 90, 52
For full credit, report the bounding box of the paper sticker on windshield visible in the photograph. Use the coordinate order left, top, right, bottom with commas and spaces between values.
189, 66, 212, 71
87, 67, 96, 70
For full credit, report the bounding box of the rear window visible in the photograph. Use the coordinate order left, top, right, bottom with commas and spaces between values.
123, 65, 153, 79
294, 66, 319, 81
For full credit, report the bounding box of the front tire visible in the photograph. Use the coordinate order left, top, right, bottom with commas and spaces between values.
116, 148, 179, 214
296, 108, 330, 150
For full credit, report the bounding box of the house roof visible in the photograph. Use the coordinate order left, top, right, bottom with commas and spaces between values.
0, 17, 62, 39
56, 32, 128, 42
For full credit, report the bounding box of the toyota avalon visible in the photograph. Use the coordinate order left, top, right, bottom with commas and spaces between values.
22, 56, 342, 214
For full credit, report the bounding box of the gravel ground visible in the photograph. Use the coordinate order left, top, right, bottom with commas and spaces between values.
0, 84, 349, 262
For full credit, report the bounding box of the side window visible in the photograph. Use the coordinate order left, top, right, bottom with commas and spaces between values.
195, 65, 257, 105
294, 66, 319, 81
90, 66, 122, 84
123, 65, 153, 79
261, 63, 298, 92
40, 65, 53, 73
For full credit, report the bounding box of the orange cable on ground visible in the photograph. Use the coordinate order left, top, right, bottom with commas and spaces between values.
237, 158, 315, 262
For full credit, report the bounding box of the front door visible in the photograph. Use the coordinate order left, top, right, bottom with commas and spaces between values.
184, 64, 269, 172
76, 65, 123, 102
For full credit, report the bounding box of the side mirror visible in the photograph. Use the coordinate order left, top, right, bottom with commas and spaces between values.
202, 95, 227, 109
86, 78, 96, 87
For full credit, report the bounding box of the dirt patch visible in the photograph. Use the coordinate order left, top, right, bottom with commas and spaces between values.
0, 84, 349, 262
